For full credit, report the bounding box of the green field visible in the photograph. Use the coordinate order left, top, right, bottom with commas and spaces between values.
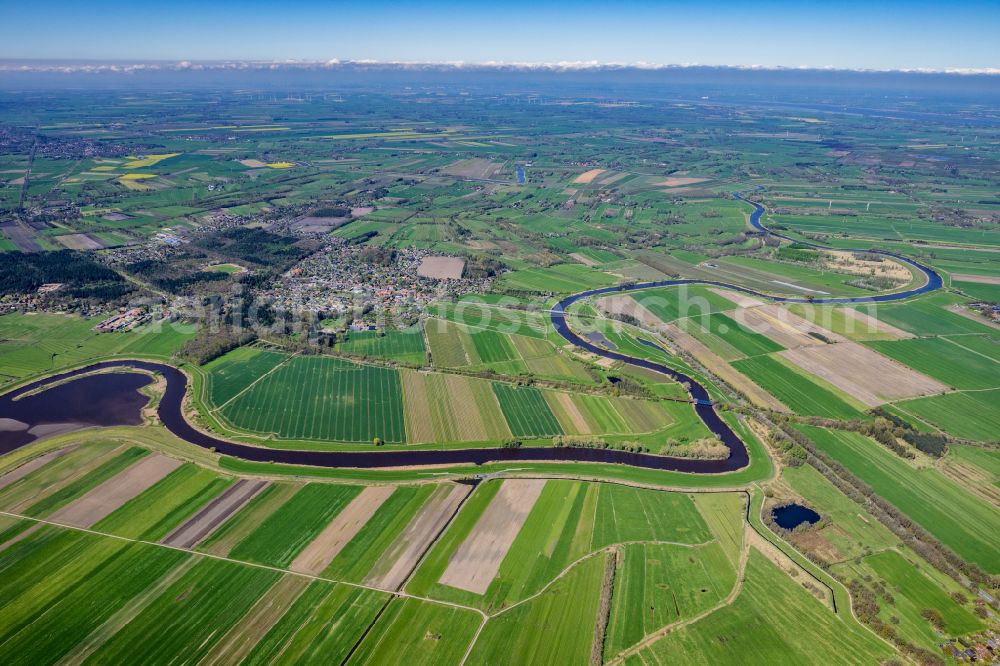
491, 383, 563, 437
692, 312, 785, 358
86, 557, 281, 665
845, 550, 983, 647
632, 285, 736, 323
799, 425, 1000, 572
0, 441, 122, 511
468, 552, 608, 665
219, 355, 406, 442
593, 483, 713, 547
93, 463, 231, 540
469, 328, 519, 363
628, 549, 892, 665
893, 389, 1000, 441
499, 263, 619, 292
0, 313, 193, 384
875, 295, 999, 337
425, 318, 474, 366
606, 541, 736, 658
334, 328, 427, 364
731, 355, 864, 419
24, 447, 149, 518
349, 597, 481, 665
204, 346, 287, 406
0, 530, 187, 666
408, 480, 716, 611
780, 462, 984, 648
242, 581, 388, 665
228, 483, 361, 567
323, 484, 438, 581
866, 336, 1000, 389
780, 463, 899, 562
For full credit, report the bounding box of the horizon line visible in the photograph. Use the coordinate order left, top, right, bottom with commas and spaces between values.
1, 59, 998, 77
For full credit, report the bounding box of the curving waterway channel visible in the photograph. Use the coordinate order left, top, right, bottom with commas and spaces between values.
0, 193, 944, 474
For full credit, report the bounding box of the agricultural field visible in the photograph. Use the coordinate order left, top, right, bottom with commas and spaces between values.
629, 285, 738, 324
865, 336, 1000, 390
2, 73, 1000, 666
401, 370, 511, 443
499, 263, 620, 293
0, 313, 193, 385
203, 345, 288, 407
203, 344, 682, 445
407, 479, 716, 610
731, 355, 865, 419
227, 483, 362, 567
426, 315, 595, 382
774, 462, 988, 651
892, 389, 1000, 441
0, 438, 846, 666
798, 425, 1000, 573
490, 383, 563, 437
333, 327, 427, 365
215, 355, 406, 442
627, 550, 892, 665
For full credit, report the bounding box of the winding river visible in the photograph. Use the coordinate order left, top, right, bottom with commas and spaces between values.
0, 194, 944, 474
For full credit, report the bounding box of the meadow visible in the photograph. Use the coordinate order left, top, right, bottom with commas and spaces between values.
334, 328, 427, 365
467, 552, 608, 665
892, 389, 1000, 441
0, 313, 193, 385
490, 384, 564, 438
799, 425, 1000, 572
866, 336, 999, 389
628, 550, 892, 665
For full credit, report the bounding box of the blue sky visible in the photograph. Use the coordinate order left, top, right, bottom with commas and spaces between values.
2, 0, 998, 70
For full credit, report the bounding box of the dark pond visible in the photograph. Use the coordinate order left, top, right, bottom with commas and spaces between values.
772, 503, 821, 529
0, 371, 152, 454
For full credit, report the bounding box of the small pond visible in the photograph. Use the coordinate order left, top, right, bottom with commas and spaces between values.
772, 503, 821, 530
